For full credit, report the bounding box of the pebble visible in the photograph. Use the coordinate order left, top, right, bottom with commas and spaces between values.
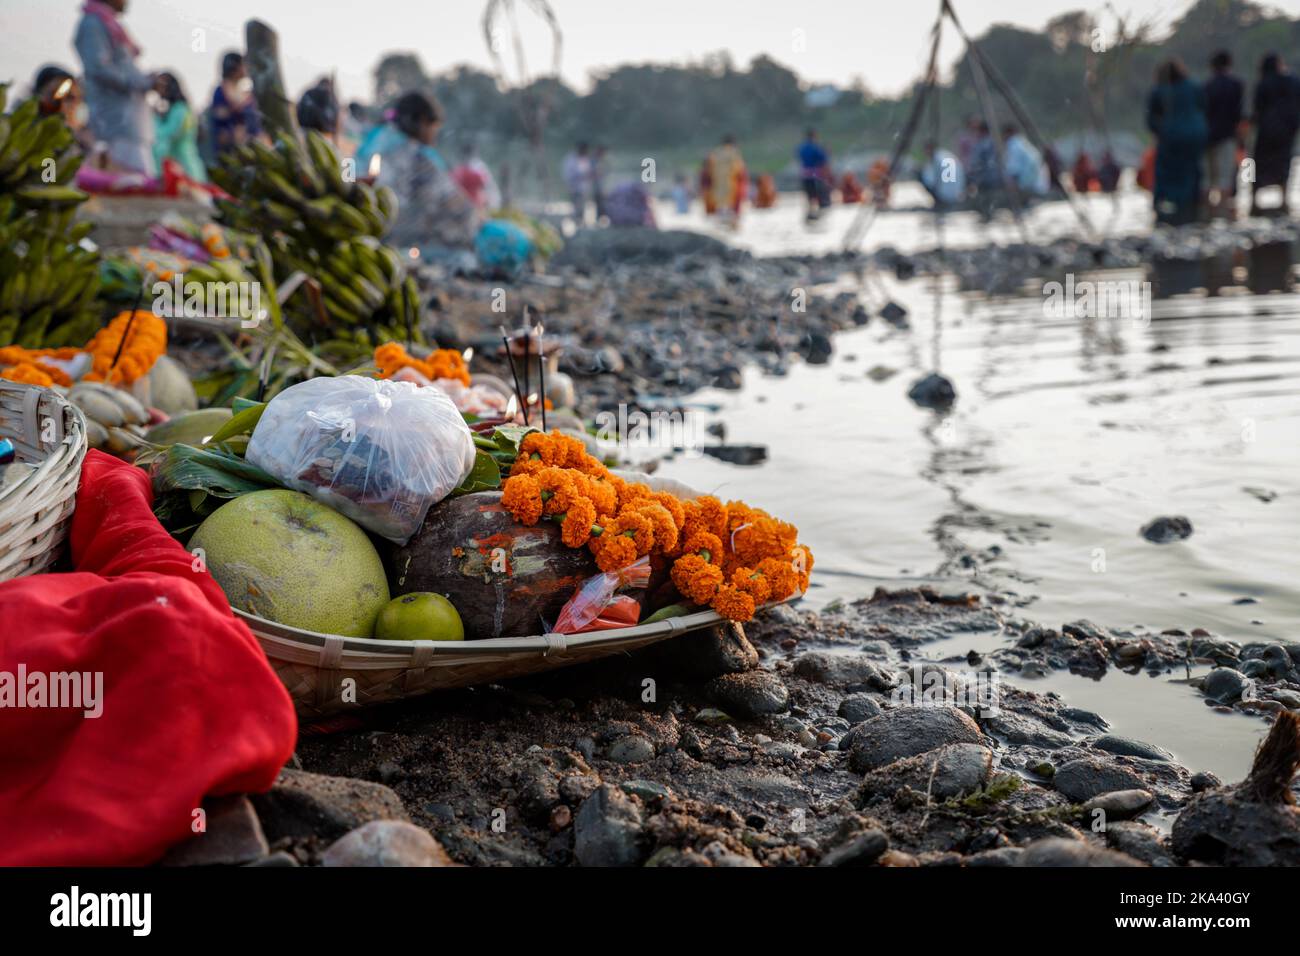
706, 670, 790, 718
1053, 757, 1148, 803
1083, 789, 1155, 820
845, 706, 984, 773
907, 372, 957, 410
573, 785, 645, 867
859, 743, 994, 800
621, 779, 671, 803
321, 821, 454, 867
249, 769, 408, 842
607, 735, 656, 764
838, 693, 884, 725
1201, 667, 1251, 705
1190, 771, 1222, 793
1092, 734, 1175, 763
818, 829, 889, 867
160, 795, 269, 867
1015, 837, 1144, 867
1139, 515, 1193, 543
693, 707, 733, 725
792, 652, 897, 689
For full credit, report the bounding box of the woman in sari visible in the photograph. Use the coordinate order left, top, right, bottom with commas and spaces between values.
704, 135, 747, 225
1146, 58, 1208, 225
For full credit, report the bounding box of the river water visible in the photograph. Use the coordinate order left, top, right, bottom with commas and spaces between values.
653, 184, 1300, 782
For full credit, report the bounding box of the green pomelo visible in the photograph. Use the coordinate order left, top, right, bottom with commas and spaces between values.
374, 592, 465, 642
190, 489, 390, 637
145, 407, 233, 446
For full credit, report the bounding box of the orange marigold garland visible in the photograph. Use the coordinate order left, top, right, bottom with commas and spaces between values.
495, 428, 811, 622
83, 311, 168, 387
374, 343, 471, 386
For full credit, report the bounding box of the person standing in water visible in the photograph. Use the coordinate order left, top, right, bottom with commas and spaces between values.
705, 134, 747, 227
1249, 53, 1300, 215
796, 128, 831, 221
73, 0, 163, 175
1146, 58, 1208, 225
1203, 50, 1244, 219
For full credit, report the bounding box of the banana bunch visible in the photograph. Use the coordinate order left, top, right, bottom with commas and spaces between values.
0, 83, 101, 348
279, 234, 419, 333
169, 255, 264, 325
66, 380, 150, 455
210, 130, 395, 248
208, 130, 417, 341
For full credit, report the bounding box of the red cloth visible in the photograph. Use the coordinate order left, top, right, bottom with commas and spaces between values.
0, 451, 297, 865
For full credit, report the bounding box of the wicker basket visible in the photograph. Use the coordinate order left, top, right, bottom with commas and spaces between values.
240, 606, 744, 718
0, 381, 88, 581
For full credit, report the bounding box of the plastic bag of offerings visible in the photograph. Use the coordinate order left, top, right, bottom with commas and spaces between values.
246, 375, 475, 544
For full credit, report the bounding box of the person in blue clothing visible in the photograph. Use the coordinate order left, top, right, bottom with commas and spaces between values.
209, 52, 261, 157
1146, 58, 1208, 225
796, 128, 831, 220
73, 0, 165, 175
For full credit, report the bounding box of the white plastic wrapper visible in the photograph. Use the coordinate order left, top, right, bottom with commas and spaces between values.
246, 375, 476, 544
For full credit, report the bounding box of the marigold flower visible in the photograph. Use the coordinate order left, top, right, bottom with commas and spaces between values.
633, 501, 678, 555
83, 311, 167, 386
581, 474, 618, 516
608, 510, 654, 553
591, 532, 638, 573
652, 492, 685, 530
536, 467, 582, 515
671, 554, 724, 605
756, 556, 798, 602
560, 498, 597, 547
681, 495, 727, 539
731, 567, 772, 605
501, 473, 543, 525
616, 480, 654, 511
681, 532, 723, 563
711, 584, 756, 622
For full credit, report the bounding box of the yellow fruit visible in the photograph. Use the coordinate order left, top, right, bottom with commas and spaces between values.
374, 592, 465, 642
190, 489, 389, 637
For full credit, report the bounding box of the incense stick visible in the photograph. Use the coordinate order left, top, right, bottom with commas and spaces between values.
535, 323, 547, 431
499, 326, 526, 424
110, 277, 149, 375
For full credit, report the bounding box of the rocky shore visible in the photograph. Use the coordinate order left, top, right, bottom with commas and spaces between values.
160, 588, 1300, 867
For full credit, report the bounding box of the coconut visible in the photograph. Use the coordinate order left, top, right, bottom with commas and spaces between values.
190, 489, 390, 637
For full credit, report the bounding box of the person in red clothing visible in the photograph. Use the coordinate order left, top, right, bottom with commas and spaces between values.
0, 451, 297, 866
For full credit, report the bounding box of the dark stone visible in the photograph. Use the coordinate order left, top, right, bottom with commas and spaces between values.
1092, 734, 1175, 763
1140, 516, 1193, 543
644, 621, 758, 680
702, 444, 768, 466
838, 693, 885, 725
573, 785, 645, 867
907, 372, 956, 409
251, 768, 409, 842
846, 706, 984, 773
1053, 757, 1147, 803
160, 795, 268, 867
707, 670, 790, 718
1016, 837, 1145, 867
818, 829, 889, 866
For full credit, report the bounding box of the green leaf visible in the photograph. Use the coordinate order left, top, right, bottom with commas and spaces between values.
492, 424, 538, 458
451, 449, 503, 496
206, 401, 266, 444
641, 603, 694, 625
152, 443, 279, 499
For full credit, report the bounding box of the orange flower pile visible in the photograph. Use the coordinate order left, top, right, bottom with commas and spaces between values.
374, 343, 471, 386
498, 430, 812, 622
0, 345, 81, 388
83, 311, 168, 386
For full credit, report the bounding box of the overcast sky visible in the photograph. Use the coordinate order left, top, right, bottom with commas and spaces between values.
2, 0, 1297, 106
